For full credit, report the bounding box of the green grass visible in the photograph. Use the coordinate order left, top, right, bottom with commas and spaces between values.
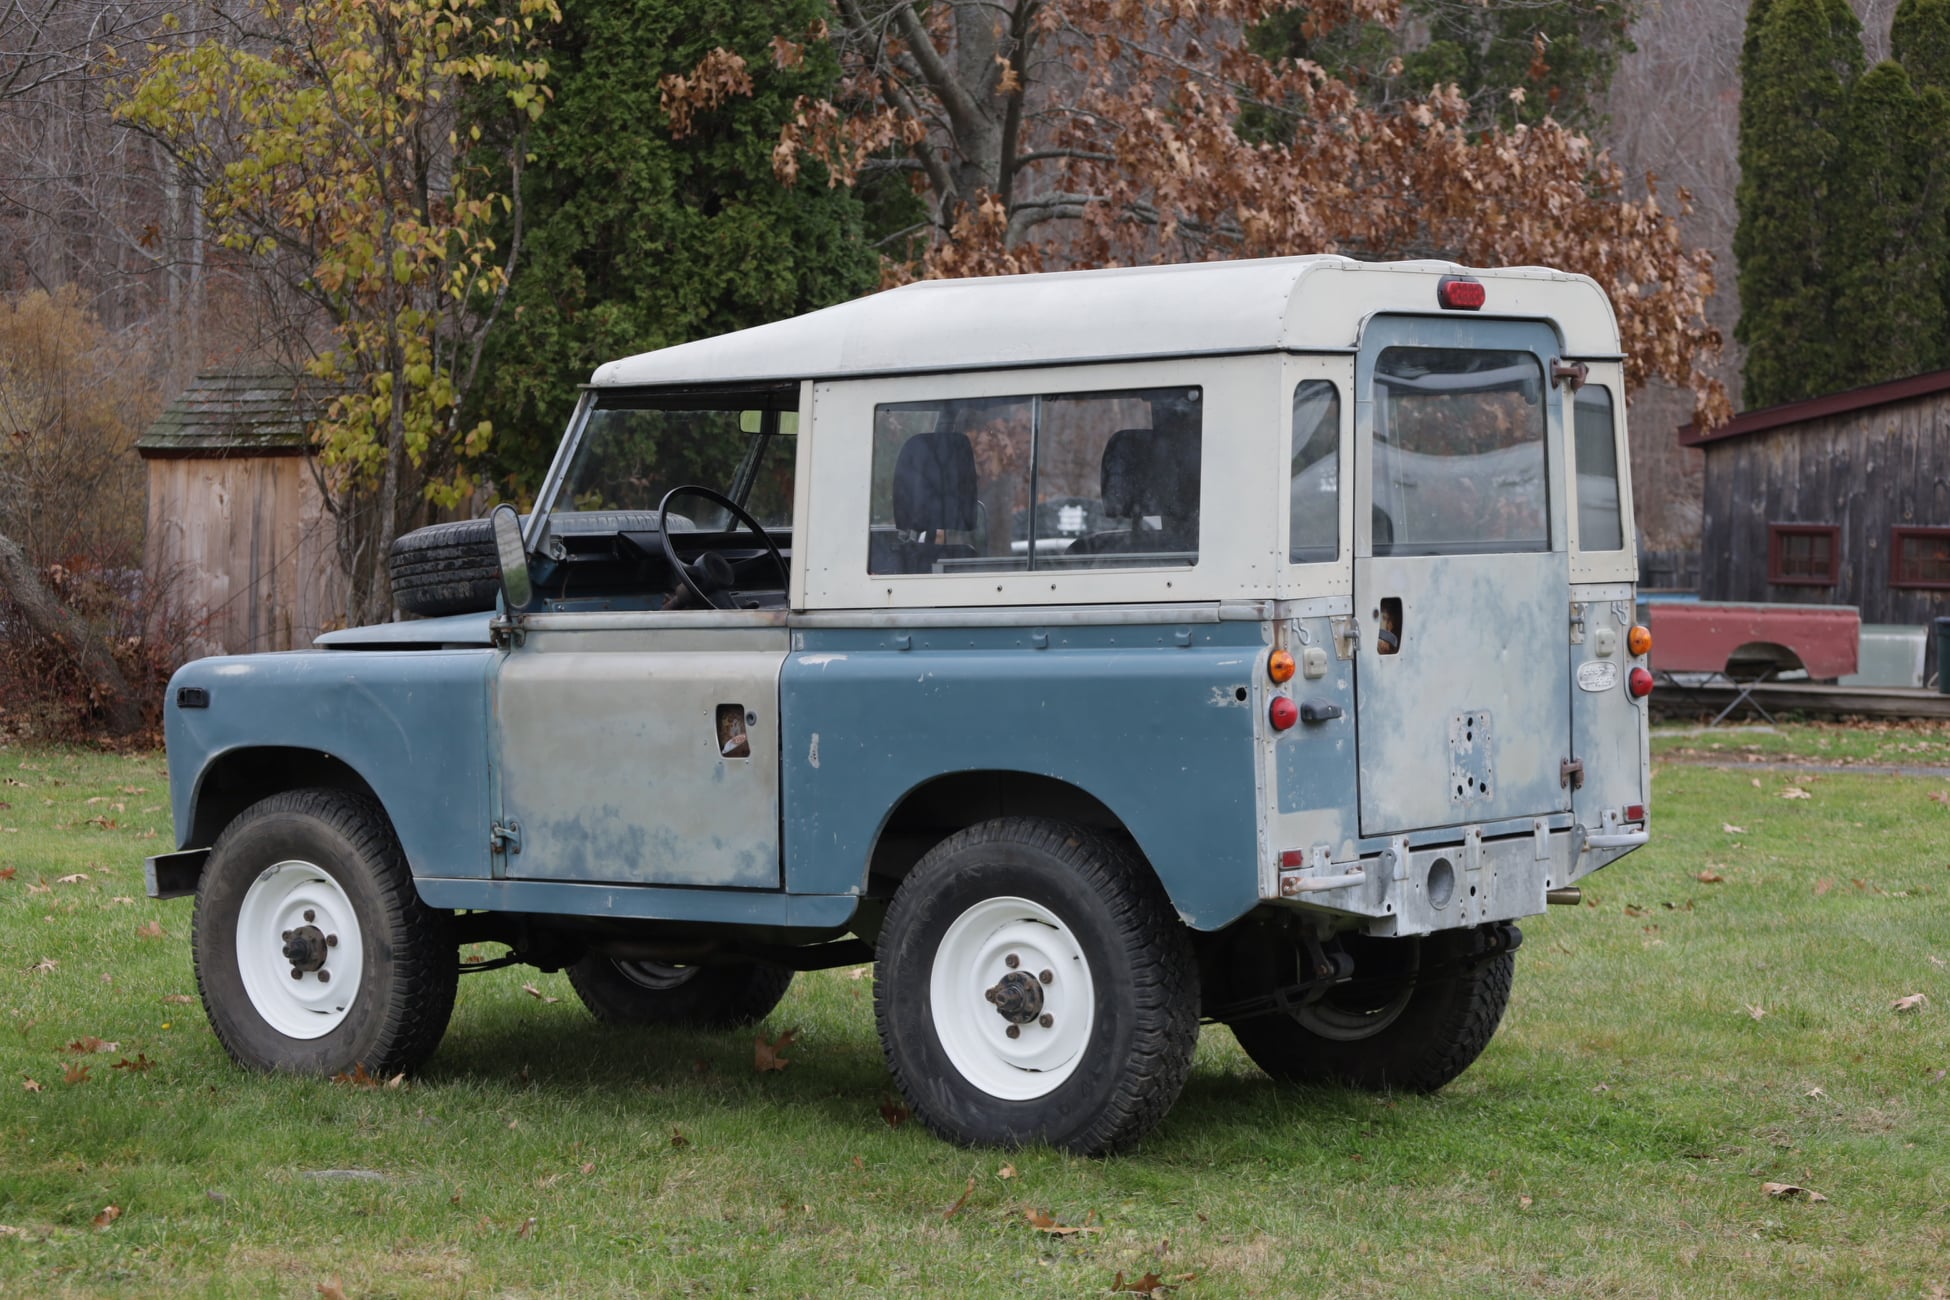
1652, 717, 1950, 769
2, 740, 1947, 1297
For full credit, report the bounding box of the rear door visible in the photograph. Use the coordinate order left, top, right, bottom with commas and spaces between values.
1353, 316, 1572, 837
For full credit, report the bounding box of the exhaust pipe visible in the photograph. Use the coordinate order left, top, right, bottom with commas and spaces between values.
1545, 887, 1582, 906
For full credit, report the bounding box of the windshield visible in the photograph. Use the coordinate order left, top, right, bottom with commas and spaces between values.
554, 391, 796, 529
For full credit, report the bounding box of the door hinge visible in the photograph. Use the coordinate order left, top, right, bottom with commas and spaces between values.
489, 819, 522, 855
488, 616, 525, 649
1551, 357, 1589, 390
1569, 603, 1586, 645
1560, 758, 1585, 792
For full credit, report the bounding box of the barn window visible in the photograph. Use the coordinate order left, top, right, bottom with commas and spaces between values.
1767, 524, 1839, 585
1891, 527, 1950, 588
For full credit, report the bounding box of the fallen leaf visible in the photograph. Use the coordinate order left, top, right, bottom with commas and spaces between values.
111, 1055, 154, 1073
1518, 1195, 1534, 1209
1025, 1207, 1101, 1236
28, 957, 56, 974
92, 1205, 121, 1229
851, 1156, 865, 1171
1590, 1082, 1610, 1093
846, 965, 872, 980
1112, 1272, 1172, 1296
56, 873, 88, 884
1762, 1182, 1828, 1202
0, 868, 13, 881
1931, 790, 1950, 806
1745, 1005, 1767, 1021
1721, 823, 1746, 834
1815, 879, 1835, 896
162, 994, 195, 1004
1779, 787, 1812, 800
879, 1098, 910, 1128
998, 1163, 1018, 1179
753, 1028, 797, 1073
1931, 956, 1946, 968
317, 1281, 348, 1300
65, 1036, 118, 1055
332, 1064, 379, 1089
1751, 777, 1762, 788
515, 1216, 536, 1239
520, 983, 559, 1004
135, 921, 165, 939
1892, 993, 1929, 1013
669, 1127, 690, 1149
580, 1162, 595, 1175
63, 1063, 90, 1085
1805, 1087, 1826, 1098
943, 1176, 976, 1219
22, 1078, 42, 1092
1696, 870, 1724, 884
109, 896, 134, 905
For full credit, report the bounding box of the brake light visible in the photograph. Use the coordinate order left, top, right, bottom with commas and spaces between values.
1268, 649, 1296, 684
1626, 804, 1646, 822
1438, 276, 1486, 310
1269, 696, 1299, 731
1628, 666, 1654, 698
1628, 624, 1653, 657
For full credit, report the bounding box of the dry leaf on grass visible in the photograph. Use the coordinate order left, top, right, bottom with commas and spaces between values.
515, 1216, 536, 1239
111, 1055, 154, 1073
135, 921, 165, 939
29, 957, 56, 972
161, 994, 195, 1004
998, 1163, 1018, 1179
63, 1063, 90, 1085
1892, 993, 1930, 1013
943, 1177, 975, 1219
55, 873, 88, 884
1024, 1207, 1100, 1236
1721, 823, 1746, 834
879, 1098, 910, 1128
753, 1028, 797, 1073
1762, 1182, 1828, 1202
22, 1078, 42, 1092
1111, 1272, 1176, 1296
1815, 879, 1835, 896
519, 983, 559, 1004
1745, 1005, 1767, 1021
1696, 870, 1725, 884
1518, 1194, 1534, 1209
1930, 790, 1950, 806
0, 868, 14, 881
580, 1162, 595, 1175
91, 1205, 121, 1229
65, 1036, 118, 1055
316, 1281, 348, 1300
1930, 955, 1947, 968
669, 1128, 690, 1149
1779, 787, 1812, 800
846, 965, 872, 980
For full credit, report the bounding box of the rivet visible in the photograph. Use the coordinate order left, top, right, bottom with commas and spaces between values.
1005, 954, 1020, 969
1038, 1013, 1054, 1028
1005, 1024, 1021, 1039
1038, 969, 1053, 984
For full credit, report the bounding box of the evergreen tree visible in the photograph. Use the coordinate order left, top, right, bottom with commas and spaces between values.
1894, 0, 1950, 88
1827, 61, 1950, 385
471, 0, 878, 494
1733, 0, 1864, 407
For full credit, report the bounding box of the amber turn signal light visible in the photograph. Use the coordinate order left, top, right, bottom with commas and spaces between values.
1268, 649, 1297, 684
1627, 624, 1653, 657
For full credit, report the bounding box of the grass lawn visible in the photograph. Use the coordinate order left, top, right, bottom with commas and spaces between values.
2, 738, 1947, 1298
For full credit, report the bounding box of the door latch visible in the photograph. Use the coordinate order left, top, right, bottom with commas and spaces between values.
1332, 615, 1361, 659
489, 819, 522, 855
1559, 758, 1585, 792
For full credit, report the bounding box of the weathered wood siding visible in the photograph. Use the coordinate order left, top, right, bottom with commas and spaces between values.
1699, 392, 1950, 630
144, 454, 344, 654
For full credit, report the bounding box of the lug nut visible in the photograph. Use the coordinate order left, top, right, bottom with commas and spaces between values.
282, 930, 293, 942
1005, 954, 1020, 969
1039, 970, 1053, 984
985, 988, 998, 1003
1039, 1013, 1054, 1028
317, 969, 330, 984
290, 969, 304, 980
1005, 1024, 1021, 1039
304, 909, 315, 922
326, 934, 339, 948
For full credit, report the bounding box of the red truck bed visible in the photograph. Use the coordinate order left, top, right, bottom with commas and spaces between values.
1648, 602, 1860, 680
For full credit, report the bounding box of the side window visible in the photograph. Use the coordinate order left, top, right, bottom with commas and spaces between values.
1289, 379, 1340, 563
1573, 386, 1624, 552
868, 386, 1201, 574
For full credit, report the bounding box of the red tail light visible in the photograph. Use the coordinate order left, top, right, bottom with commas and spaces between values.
1438, 276, 1486, 310
1269, 696, 1299, 731
1626, 804, 1646, 822
1628, 666, 1655, 698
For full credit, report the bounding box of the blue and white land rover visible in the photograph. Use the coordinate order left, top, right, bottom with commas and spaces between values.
150, 256, 1653, 1153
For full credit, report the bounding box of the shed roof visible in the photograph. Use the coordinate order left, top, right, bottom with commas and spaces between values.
590, 255, 1621, 388
1679, 367, 1950, 449
137, 365, 340, 458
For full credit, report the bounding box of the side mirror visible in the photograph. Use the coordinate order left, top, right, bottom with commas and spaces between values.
491, 503, 533, 613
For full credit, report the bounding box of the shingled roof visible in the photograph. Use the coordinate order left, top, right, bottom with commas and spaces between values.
137, 365, 343, 458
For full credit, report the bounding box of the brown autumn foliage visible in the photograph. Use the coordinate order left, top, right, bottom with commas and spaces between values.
670, 0, 1729, 427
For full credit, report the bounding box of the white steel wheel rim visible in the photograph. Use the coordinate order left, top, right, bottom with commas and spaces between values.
929, 895, 1096, 1101
234, 860, 364, 1040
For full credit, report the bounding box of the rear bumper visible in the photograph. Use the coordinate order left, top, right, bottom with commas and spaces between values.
1273, 822, 1641, 937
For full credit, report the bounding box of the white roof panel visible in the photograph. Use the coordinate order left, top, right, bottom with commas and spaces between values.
589, 255, 1619, 388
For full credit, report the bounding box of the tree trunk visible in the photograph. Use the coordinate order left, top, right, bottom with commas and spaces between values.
0, 529, 144, 736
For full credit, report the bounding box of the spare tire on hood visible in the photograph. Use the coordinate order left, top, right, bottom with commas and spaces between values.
388, 518, 504, 618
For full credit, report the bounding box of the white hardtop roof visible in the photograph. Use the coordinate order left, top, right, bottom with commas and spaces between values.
590, 255, 1621, 389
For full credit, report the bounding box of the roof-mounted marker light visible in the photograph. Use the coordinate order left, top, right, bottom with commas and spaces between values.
1438, 276, 1486, 311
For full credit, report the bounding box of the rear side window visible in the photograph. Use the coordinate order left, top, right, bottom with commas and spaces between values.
1573, 386, 1624, 552
868, 386, 1201, 575
1371, 348, 1547, 556
1289, 379, 1340, 563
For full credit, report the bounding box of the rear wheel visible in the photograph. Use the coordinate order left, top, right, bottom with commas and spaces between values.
874, 818, 1199, 1155
191, 789, 456, 1077
565, 956, 792, 1029
1227, 928, 1515, 1092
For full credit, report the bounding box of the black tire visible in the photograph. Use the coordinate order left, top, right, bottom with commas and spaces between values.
873, 817, 1199, 1155
191, 788, 456, 1077
388, 518, 501, 617
565, 957, 793, 1029
1227, 929, 1513, 1092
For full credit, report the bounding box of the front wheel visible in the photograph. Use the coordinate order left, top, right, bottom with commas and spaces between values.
191, 789, 456, 1077
565, 956, 792, 1029
1227, 928, 1515, 1092
874, 818, 1199, 1155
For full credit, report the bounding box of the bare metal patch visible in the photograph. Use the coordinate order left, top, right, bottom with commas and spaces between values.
1448, 710, 1495, 804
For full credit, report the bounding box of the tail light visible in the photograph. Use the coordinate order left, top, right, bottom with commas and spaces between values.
1268, 649, 1296, 684
1626, 804, 1647, 823
1628, 666, 1654, 698
1269, 696, 1299, 731
1628, 625, 1653, 656
1438, 276, 1486, 310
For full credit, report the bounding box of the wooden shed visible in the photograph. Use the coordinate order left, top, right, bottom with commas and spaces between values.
1682, 369, 1950, 638
138, 366, 346, 654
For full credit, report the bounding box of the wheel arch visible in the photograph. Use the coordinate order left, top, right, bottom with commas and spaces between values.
186, 746, 389, 852
865, 769, 1144, 893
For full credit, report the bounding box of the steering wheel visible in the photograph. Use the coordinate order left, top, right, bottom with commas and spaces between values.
656, 485, 789, 610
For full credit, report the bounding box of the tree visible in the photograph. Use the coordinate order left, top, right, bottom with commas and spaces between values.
470, 0, 878, 493
1733, 0, 1864, 407
732, 0, 1725, 422
1894, 0, 1950, 87
117, 0, 559, 624
1827, 60, 1950, 385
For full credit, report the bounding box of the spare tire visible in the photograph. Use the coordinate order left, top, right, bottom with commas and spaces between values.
388, 518, 503, 618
